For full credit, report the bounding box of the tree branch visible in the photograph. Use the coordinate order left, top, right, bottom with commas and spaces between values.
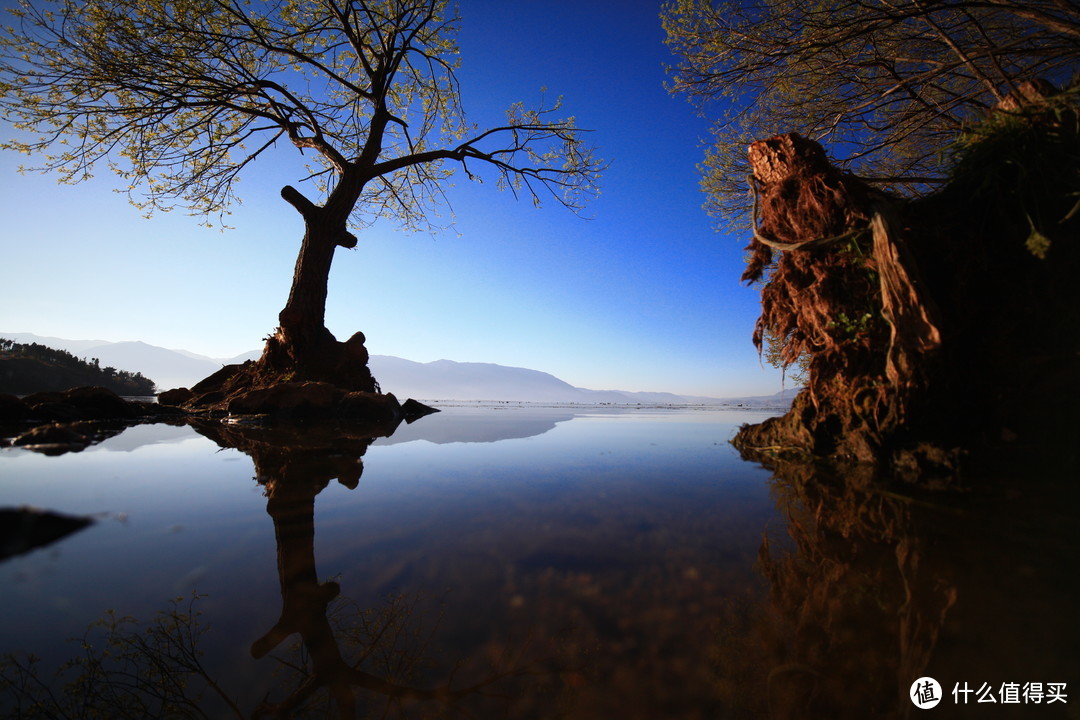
281, 185, 319, 220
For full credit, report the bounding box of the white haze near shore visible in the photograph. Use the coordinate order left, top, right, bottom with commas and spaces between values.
2, 332, 798, 407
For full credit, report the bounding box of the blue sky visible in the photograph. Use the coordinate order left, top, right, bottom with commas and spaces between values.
0, 0, 786, 397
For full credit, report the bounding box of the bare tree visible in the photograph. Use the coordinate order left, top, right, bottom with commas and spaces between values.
663, 0, 1080, 228
0, 0, 603, 397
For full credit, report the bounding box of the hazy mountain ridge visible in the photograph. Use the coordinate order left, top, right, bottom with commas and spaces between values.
2, 333, 797, 406
366, 356, 797, 406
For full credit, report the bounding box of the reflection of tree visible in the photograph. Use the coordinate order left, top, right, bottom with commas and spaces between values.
1, 420, 553, 719
709, 460, 958, 720
195, 419, 554, 718
207, 421, 462, 717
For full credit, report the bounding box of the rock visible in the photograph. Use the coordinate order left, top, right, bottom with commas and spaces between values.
401, 398, 440, 423
18, 392, 80, 423
191, 390, 227, 408
22, 386, 136, 421
339, 390, 400, 423
129, 399, 188, 419
12, 423, 92, 453
0, 507, 94, 561
227, 381, 346, 418
0, 393, 32, 426
65, 386, 137, 417
158, 387, 194, 406
190, 363, 246, 395
19, 391, 72, 407
1, 386, 187, 451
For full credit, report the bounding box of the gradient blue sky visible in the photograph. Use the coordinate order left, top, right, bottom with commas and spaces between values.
0, 0, 786, 397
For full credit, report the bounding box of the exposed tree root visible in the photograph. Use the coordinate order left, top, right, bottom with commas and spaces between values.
734, 85, 1080, 478
158, 327, 414, 423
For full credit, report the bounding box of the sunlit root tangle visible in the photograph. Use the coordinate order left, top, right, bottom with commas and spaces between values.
742, 133, 873, 283
736, 85, 1080, 471
735, 134, 941, 465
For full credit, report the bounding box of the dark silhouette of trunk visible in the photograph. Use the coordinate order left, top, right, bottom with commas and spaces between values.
164, 177, 389, 409
255, 180, 377, 393
281, 224, 336, 347
264, 221, 344, 378
170, 172, 391, 408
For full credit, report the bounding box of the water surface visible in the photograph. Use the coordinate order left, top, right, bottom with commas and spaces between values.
1, 405, 1076, 718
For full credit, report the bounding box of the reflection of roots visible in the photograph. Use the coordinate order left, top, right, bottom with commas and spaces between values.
736, 460, 959, 719
767, 664, 821, 719
895, 538, 959, 687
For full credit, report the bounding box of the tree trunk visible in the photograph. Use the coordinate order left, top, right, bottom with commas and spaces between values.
172, 182, 379, 408
256, 215, 376, 392
240, 177, 375, 393
277, 223, 338, 356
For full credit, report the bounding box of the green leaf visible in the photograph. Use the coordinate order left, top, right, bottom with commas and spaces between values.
1025, 216, 1052, 259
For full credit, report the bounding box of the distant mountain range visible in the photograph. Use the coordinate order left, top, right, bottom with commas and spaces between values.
1, 332, 799, 407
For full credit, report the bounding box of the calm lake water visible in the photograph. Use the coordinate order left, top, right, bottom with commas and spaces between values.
1, 405, 1077, 719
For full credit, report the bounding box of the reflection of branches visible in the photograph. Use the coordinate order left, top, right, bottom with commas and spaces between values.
0, 589, 553, 719
1, 594, 241, 719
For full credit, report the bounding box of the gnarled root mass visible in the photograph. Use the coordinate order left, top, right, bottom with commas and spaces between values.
736, 133, 941, 467
735, 86, 1080, 477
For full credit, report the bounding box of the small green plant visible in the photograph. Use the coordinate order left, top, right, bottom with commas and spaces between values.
829, 311, 876, 341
